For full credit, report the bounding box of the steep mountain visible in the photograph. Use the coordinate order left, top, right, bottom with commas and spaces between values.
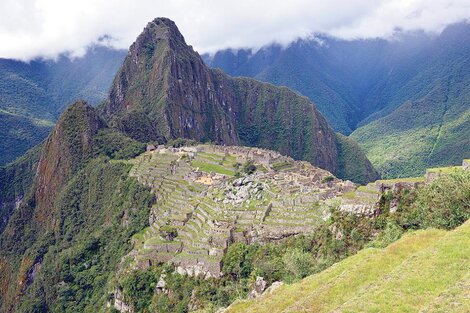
0, 47, 126, 165
101, 18, 378, 183
0, 100, 149, 312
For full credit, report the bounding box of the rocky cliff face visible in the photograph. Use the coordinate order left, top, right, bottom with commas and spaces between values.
35, 100, 105, 229
101, 18, 375, 179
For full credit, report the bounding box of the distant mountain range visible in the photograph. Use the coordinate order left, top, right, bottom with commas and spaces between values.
0, 47, 126, 164
204, 22, 470, 177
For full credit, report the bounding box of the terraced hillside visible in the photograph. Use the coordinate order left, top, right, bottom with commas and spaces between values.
227, 220, 470, 313
120, 144, 356, 278
117, 146, 469, 282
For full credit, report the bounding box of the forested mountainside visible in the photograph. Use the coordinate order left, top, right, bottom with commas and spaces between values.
204, 23, 470, 178
100, 18, 377, 183
0, 47, 126, 164
0, 101, 150, 312
351, 23, 470, 178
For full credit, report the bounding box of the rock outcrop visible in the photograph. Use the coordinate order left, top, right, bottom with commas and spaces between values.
101, 17, 377, 183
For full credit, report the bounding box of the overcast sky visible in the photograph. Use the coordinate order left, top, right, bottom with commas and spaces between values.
1, 0, 470, 61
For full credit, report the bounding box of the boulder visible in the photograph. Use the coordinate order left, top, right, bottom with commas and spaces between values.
248, 276, 267, 299
263, 281, 284, 295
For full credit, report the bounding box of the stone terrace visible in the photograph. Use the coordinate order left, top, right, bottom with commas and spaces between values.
126, 144, 355, 278
124, 142, 470, 279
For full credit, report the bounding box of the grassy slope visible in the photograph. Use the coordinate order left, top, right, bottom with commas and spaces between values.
227, 221, 470, 313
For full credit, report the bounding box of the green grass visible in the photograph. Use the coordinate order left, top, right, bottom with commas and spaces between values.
377, 177, 425, 183
271, 160, 295, 171
227, 220, 470, 313
356, 186, 379, 194
190, 160, 235, 176
427, 166, 462, 174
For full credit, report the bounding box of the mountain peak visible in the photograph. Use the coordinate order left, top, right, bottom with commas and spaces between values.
102, 18, 378, 183
139, 17, 187, 47
35, 101, 105, 227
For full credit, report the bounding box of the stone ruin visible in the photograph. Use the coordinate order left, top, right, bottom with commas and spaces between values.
124, 142, 470, 280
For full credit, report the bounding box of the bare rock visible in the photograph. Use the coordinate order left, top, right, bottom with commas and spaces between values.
263, 281, 284, 295
248, 276, 267, 299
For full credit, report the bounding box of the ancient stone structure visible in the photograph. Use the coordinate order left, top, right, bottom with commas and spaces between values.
463, 159, 470, 171
113, 289, 133, 313
124, 142, 470, 279
126, 144, 349, 277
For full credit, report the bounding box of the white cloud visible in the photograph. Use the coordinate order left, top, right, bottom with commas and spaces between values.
0, 0, 469, 60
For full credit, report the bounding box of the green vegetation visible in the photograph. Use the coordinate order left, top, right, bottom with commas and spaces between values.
166, 137, 198, 148
377, 177, 425, 183
0, 101, 156, 312
271, 160, 294, 171
220, 169, 470, 312
403, 170, 470, 230
335, 133, 379, 184
159, 225, 178, 241
93, 129, 146, 160
190, 160, 235, 176
352, 42, 470, 178
227, 169, 470, 312
3, 158, 153, 313
321, 175, 335, 183
0, 111, 53, 165
427, 166, 462, 173
231, 221, 470, 313
0, 145, 41, 232
242, 160, 257, 175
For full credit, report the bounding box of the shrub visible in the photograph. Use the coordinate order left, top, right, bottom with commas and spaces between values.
166, 138, 197, 148
321, 175, 335, 183
282, 248, 313, 281
412, 170, 470, 230
242, 160, 257, 175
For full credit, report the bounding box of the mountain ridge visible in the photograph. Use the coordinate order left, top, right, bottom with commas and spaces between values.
101, 17, 378, 182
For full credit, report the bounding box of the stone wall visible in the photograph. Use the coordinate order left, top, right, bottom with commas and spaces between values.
463, 160, 470, 171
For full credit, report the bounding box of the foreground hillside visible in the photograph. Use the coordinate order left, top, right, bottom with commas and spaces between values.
228, 221, 470, 313
226, 222, 470, 313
